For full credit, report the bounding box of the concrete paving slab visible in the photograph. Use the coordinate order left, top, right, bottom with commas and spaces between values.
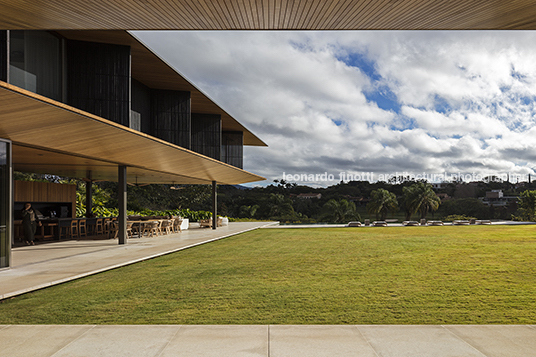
358, 325, 486, 357
0, 325, 536, 356
445, 325, 536, 357
269, 325, 377, 357
160, 325, 268, 357
0, 325, 93, 357
52, 325, 181, 357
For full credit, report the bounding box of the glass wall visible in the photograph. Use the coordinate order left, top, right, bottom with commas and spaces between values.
9, 30, 62, 101
0, 139, 11, 269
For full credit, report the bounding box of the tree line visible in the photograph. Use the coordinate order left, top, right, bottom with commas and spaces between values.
14, 172, 536, 223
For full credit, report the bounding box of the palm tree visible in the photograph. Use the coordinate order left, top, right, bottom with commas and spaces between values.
322, 199, 361, 223
518, 190, 536, 221
367, 188, 398, 220
403, 182, 441, 220
268, 193, 296, 220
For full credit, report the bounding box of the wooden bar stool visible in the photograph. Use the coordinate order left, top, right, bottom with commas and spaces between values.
103, 218, 110, 237
69, 220, 78, 239
95, 218, 104, 236
58, 221, 70, 240
78, 219, 87, 238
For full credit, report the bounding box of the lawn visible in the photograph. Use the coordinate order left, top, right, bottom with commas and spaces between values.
1, 225, 536, 324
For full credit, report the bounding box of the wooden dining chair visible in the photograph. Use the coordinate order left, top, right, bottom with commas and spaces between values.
109, 221, 119, 239
142, 221, 159, 237
172, 216, 183, 233
155, 220, 163, 236
126, 222, 133, 239
161, 219, 172, 235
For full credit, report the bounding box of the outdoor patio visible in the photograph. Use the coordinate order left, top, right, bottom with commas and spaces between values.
0, 222, 276, 300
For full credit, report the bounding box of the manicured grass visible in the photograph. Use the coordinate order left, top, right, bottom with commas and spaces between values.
1, 225, 536, 324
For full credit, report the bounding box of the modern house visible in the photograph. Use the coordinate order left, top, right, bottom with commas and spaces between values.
296, 193, 322, 200
1, 1, 535, 270
0, 30, 267, 268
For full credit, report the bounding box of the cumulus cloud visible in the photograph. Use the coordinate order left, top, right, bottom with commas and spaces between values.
132, 31, 536, 186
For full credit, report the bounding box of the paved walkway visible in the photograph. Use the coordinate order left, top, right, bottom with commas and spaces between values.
0, 222, 276, 300
1, 324, 535, 356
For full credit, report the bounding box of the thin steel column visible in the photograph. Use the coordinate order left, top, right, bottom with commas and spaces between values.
118, 166, 127, 244
85, 176, 93, 218
212, 181, 217, 230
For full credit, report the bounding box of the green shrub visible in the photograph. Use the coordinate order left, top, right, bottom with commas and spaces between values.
442, 214, 476, 222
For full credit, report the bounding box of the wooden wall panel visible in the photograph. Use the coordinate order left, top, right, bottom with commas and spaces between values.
2, 83, 265, 185
5, 2, 536, 30
14, 180, 76, 204
66, 39, 131, 127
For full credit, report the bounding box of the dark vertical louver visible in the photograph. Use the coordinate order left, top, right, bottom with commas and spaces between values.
0, 31, 6, 82
66, 40, 130, 126
150, 89, 191, 148
191, 113, 221, 160
222, 131, 243, 168
131, 79, 151, 132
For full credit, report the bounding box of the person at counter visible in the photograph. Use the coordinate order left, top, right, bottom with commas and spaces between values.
22, 203, 41, 246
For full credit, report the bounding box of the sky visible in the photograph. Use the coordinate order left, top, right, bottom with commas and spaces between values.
133, 31, 536, 187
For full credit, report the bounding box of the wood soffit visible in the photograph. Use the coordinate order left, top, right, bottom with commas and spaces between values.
1, 1, 536, 30
55, 30, 266, 147
0, 82, 265, 185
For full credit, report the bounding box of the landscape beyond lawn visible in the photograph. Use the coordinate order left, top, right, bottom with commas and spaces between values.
1, 226, 535, 324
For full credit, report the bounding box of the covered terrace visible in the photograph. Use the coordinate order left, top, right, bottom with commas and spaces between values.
0, 80, 265, 250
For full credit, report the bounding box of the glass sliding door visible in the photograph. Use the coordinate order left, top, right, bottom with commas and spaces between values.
0, 139, 11, 269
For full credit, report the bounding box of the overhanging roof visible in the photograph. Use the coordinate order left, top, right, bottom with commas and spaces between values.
0, 82, 265, 185
1, 1, 536, 30
54, 30, 266, 147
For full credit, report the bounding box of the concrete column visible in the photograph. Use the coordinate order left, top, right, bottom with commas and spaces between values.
118, 166, 127, 244
212, 181, 217, 230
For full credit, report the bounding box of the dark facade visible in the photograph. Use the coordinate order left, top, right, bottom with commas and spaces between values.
191, 113, 221, 160
0, 139, 11, 269
66, 40, 131, 127
151, 90, 191, 149
9, 31, 62, 101
0, 31, 6, 82
0, 30, 244, 169
222, 131, 244, 169
131, 78, 151, 132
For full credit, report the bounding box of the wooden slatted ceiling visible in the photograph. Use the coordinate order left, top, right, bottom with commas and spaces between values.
0, 82, 265, 185
2, 0, 536, 30
55, 30, 266, 147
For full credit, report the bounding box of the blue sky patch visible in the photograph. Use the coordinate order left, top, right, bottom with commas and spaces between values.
364, 86, 401, 112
